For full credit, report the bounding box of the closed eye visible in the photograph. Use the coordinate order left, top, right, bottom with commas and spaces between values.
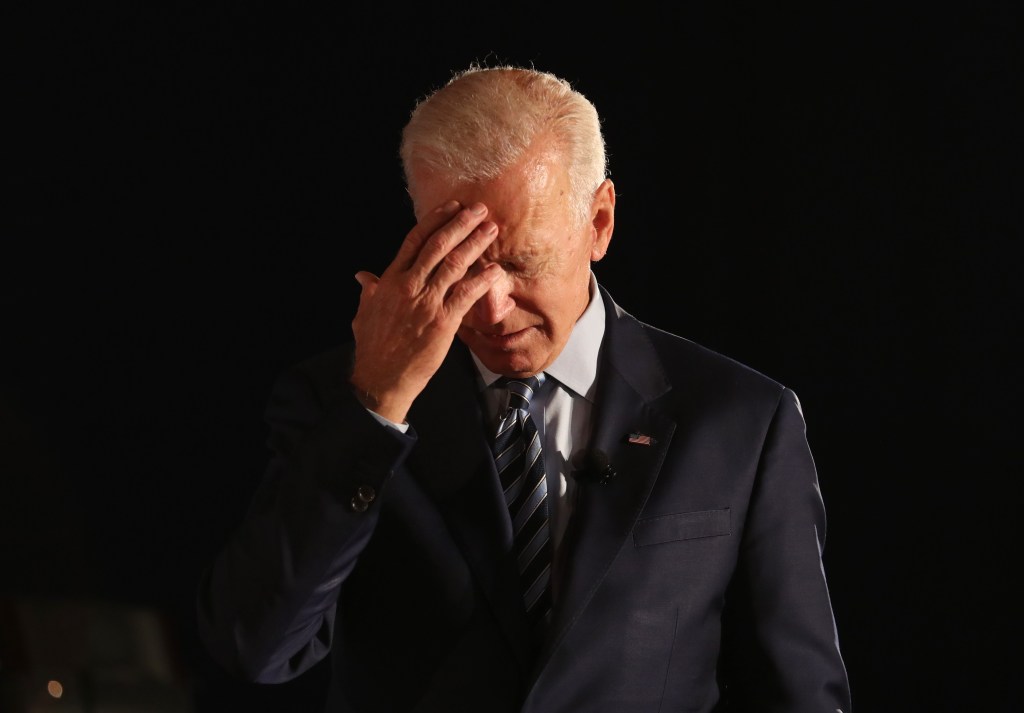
501, 259, 545, 277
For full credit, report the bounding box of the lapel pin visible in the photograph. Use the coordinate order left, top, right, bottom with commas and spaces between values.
627, 432, 656, 446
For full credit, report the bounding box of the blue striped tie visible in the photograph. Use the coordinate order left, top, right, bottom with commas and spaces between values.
492, 375, 551, 632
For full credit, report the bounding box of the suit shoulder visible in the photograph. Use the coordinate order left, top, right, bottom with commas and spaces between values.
601, 285, 788, 403
267, 342, 355, 415
637, 321, 789, 404
287, 343, 354, 383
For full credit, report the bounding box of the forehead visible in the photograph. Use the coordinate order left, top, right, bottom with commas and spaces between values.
414, 150, 574, 257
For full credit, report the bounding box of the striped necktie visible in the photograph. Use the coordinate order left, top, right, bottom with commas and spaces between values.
492, 375, 552, 633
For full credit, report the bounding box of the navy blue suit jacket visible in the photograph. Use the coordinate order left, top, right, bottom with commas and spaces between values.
197, 285, 852, 712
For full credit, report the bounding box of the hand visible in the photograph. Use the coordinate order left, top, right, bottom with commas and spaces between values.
349, 200, 501, 423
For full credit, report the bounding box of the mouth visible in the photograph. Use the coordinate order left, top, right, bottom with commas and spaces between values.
471, 326, 534, 349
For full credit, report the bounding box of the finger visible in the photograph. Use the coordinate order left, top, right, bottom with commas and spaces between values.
426, 220, 499, 295
408, 203, 490, 286
354, 271, 380, 301
391, 200, 463, 271
443, 263, 503, 319
354, 271, 379, 288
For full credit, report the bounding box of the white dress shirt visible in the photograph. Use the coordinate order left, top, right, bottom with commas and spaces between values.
471, 272, 606, 599
366, 273, 606, 600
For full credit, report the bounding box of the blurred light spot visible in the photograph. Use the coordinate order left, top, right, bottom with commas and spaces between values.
48, 680, 64, 698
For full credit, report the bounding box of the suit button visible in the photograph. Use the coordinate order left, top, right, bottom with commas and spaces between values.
349, 485, 376, 513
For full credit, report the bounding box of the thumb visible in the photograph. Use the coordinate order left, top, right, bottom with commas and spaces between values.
354, 271, 379, 290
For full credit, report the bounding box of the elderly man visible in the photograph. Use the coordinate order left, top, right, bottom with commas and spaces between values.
198, 64, 852, 712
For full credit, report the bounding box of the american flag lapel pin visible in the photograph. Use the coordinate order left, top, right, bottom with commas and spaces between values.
627, 432, 656, 446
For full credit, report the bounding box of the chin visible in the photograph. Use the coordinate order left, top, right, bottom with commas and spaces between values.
478, 351, 537, 376
468, 343, 541, 377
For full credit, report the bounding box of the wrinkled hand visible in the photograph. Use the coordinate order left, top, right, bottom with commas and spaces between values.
349, 200, 500, 423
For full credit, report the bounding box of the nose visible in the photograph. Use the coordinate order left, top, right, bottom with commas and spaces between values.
471, 273, 515, 326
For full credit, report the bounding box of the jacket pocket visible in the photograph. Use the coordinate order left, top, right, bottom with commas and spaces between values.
632, 508, 731, 547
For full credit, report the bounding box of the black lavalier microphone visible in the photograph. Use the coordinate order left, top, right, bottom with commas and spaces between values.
571, 449, 617, 485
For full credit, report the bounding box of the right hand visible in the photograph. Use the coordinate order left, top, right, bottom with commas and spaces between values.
349, 200, 501, 424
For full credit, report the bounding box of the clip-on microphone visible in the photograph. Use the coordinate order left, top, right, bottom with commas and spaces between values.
570, 449, 617, 485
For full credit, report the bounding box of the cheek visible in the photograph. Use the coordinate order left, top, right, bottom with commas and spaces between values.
527, 282, 583, 326
509, 282, 546, 312
509, 252, 591, 323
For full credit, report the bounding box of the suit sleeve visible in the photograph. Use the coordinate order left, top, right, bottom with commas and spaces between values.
722, 388, 853, 712
196, 360, 416, 683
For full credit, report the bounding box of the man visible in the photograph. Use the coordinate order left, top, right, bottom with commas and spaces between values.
197, 65, 852, 712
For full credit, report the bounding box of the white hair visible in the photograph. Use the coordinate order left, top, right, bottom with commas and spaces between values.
400, 64, 609, 228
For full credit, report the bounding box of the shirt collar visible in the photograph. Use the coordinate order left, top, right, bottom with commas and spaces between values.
471, 271, 606, 403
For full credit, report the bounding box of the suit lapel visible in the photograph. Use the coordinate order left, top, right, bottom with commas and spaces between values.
405, 342, 534, 672
535, 290, 677, 674
402, 291, 680, 680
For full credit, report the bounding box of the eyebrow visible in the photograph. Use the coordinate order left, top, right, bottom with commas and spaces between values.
497, 253, 548, 270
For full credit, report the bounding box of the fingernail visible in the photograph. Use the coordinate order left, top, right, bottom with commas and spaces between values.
435, 200, 460, 213
470, 202, 487, 215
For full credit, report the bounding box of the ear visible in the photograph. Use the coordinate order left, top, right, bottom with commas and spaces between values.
589, 179, 615, 261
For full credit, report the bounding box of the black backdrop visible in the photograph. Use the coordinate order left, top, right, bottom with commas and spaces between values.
6, 4, 1018, 712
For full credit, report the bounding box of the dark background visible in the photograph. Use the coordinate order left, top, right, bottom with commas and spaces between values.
5, 4, 1019, 712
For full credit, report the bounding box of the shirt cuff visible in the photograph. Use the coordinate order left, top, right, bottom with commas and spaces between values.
365, 407, 410, 433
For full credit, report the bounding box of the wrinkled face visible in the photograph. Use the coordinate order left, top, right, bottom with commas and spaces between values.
411, 147, 614, 377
